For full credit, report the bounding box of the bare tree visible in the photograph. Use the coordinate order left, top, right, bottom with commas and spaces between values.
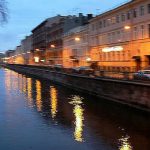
0, 0, 8, 24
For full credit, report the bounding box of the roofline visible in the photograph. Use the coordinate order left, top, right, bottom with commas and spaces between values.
90, 0, 139, 22
32, 20, 48, 33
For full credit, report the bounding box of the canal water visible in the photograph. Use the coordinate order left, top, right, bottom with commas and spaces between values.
0, 68, 150, 150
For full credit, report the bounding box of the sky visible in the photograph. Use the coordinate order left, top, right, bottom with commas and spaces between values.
0, 0, 129, 52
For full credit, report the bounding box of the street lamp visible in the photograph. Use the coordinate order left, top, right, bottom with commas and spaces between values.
86, 57, 91, 62
51, 44, 55, 48
75, 37, 80, 41
124, 25, 131, 30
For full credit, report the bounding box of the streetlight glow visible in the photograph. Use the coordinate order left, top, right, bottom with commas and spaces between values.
124, 25, 131, 30
75, 37, 80, 41
51, 44, 55, 48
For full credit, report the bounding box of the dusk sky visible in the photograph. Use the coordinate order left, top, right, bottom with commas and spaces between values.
0, 0, 129, 52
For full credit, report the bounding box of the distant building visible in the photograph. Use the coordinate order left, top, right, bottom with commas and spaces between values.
21, 35, 33, 64
5, 50, 15, 64
0, 53, 5, 63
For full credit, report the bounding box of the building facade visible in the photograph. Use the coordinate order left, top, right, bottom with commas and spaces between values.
46, 13, 93, 65
89, 0, 150, 72
63, 25, 90, 68
21, 35, 33, 64
5, 50, 16, 64
32, 15, 65, 65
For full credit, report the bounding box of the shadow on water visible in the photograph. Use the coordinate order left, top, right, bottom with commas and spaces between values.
1, 68, 150, 150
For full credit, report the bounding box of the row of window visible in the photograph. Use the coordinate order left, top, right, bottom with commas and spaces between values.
90, 24, 150, 46
99, 51, 131, 61
91, 3, 150, 30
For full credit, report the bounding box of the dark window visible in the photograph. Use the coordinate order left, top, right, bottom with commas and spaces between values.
99, 21, 102, 28
140, 6, 144, 16
103, 20, 106, 27
133, 9, 137, 18
121, 13, 125, 21
127, 11, 131, 20
148, 4, 150, 13
148, 24, 150, 38
116, 15, 120, 23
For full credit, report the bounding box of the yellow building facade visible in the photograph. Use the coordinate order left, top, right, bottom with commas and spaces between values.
63, 25, 90, 68
89, 0, 150, 72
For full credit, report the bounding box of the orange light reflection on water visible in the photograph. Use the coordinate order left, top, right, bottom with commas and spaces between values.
36, 80, 42, 112
50, 86, 58, 119
69, 95, 84, 142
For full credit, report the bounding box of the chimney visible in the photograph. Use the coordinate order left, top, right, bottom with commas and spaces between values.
79, 13, 83, 17
87, 14, 93, 20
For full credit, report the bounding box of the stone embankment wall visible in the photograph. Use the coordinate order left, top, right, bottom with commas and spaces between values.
4, 64, 150, 112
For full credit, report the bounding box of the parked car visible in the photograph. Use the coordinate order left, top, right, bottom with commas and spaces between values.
53, 64, 63, 71
133, 70, 150, 80
72, 66, 94, 75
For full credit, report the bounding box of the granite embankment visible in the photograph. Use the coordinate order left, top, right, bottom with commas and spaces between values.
3, 64, 150, 112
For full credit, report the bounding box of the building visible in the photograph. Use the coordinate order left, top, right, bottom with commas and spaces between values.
89, 0, 150, 72
46, 13, 93, 65
5, 50, 16, 64
14, 45, 25, 64
32, 15, 65, 65
63, 25, 90, 68
21, 35, 33, 64
0, 53, 5, 63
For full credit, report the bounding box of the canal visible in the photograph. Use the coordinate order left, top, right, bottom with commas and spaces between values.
0, 67, 150, 150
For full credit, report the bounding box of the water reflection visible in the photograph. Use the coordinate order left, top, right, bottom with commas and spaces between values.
2, 69, 150, 150
27, 78, 33, 106
23, 76, 27, 93
50, 86, 58, 119
36, 80, 42, 112
119, 135, 132, 150
69, 95, 84, 142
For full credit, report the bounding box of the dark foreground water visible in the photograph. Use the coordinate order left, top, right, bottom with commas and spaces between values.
0, 68, 150, 150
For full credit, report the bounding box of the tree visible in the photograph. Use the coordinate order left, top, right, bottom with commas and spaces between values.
0, 0, 7, 24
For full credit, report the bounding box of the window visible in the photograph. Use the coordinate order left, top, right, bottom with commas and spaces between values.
107, 18, 111, 26
111, 16, 116, 24
92, 24, 95, 31
117, 31, 121, 42
133, 27, 138, 40
148, 4, 150, 13
99, 21, 102, 28
140, 25, 145, 39
133, 9, 137, 18
116, 15, 120, 23
148, 24, 150, 38
121, 13, 125, 21
103, 20, 106, 27
108, 33, 111, 43
140, 6, 144, 16
112, 32, 116, 43
127, 11, 131, 20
